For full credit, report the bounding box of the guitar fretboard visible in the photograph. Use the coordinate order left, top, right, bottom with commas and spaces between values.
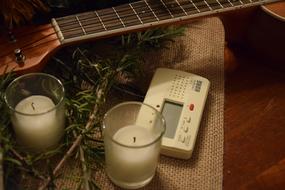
52, 0, 279, 44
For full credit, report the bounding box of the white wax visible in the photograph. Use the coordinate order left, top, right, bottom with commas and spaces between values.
105, 125, 160, 188
12, 95, 64, 149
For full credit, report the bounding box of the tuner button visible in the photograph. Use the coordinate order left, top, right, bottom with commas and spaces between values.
187, 117, 191, 123
14, 48, 25, 64
183, 125, 189, 133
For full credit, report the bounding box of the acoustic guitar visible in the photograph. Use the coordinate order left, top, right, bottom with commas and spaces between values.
0, 0, 281, 75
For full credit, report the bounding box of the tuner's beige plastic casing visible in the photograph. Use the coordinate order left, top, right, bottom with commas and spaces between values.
143, 68, 210, 159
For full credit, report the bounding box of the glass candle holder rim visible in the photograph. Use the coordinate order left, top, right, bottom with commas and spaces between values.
102, 101, 166, 149
4, 72, 65, 116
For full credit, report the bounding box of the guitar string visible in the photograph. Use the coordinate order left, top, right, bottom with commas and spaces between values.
0, 0, 246, 61
6, 25, 55, 40
0, 0, 190, 43
0, 38, 59, 68
0, 0, 211, 58
0, 32, 58, 58
56, 0, 222, 27
1, 0, 250, 53
0, 0, 248, 59
4, 0, 237, 41
6, 0, 253, 38
56, 0, 239, 28
55, 0, 226, 37
0, 37, 64, 75
0, 0, 218, 50
56, 0, 240, 29
0, 1, 258, 72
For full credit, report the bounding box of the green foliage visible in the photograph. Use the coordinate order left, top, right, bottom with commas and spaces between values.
0, 25, 185, 189
120, 26, 186, 50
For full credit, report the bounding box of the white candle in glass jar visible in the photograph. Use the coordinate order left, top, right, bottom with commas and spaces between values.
105, 125, 160, 188
12, 95, 64, 150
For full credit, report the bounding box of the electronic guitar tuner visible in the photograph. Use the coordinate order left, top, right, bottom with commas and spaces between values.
143, 68, 210, 159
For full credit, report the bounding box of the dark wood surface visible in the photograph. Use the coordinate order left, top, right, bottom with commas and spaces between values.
224, 44, 285, 189
223, 4, 285, 187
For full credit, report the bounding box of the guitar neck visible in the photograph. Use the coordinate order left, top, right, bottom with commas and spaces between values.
0, 0, 281, 76
52, 0, 280, 44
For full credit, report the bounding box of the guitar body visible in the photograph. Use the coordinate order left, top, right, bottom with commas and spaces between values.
0, 24, 60, 74
262, 1, 285, 20
246, 1, 285, 69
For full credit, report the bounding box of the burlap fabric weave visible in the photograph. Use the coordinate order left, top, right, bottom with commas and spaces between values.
96, 17, 225, 190
23, 17, 224, 190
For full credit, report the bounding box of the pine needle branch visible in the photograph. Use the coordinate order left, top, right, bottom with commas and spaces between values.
39, 72, 115, 190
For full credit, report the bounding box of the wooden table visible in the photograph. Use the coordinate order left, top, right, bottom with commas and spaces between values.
223, 2, 285, 189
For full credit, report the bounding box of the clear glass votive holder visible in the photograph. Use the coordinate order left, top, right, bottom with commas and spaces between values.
103, 101, 166, 189
4, 73, 65, 151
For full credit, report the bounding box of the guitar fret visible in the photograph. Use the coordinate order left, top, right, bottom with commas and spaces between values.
216, 0, 233, 7
159, 0, 174, 18
177, 0, 199, 15
229, 0, 242, 6
55, 17, 85, 38
225, 0, 234, 6
192, 0, 211, 12
75, 23, 107, 34
96, 9, 124, 30
174, 0, 188, 15
161, 1, 188, 17
75, 16, 87, 35
78, 12, 106, 34
129, 4, 143, 24
56, 16, 84, 29
114, 4, 143, 26
203, 0, 213, 10
131, 1, 158, 23
112, 7, 126, 27
78, 21, 105, 32
143, 0, 160, 21
147, 1, 174, 20
52, 0, 274, 43
205, 0, 223, 9
215, 0, 224, 8
180, 0, 212, 14
82, 26, 121, 36
94, 11, 107, 30
189, 0, 201, 12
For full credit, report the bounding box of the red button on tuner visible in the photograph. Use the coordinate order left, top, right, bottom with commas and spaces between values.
189, 104, 194, 111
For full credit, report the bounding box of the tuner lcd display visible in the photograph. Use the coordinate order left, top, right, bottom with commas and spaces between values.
161, 101, 183, 139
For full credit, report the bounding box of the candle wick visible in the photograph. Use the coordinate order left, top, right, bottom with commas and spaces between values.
133, 137, 136, 143
31, 102, 35, 111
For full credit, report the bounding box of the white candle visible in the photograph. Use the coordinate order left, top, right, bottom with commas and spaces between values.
105, 125, 161, 189
11, 95, 64, 150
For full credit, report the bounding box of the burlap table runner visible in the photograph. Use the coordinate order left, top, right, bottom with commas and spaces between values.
95, 17, 225, 190
22, 17, 224, 190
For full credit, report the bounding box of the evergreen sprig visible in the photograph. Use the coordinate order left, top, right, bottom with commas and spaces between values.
0, 26, 185, 189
